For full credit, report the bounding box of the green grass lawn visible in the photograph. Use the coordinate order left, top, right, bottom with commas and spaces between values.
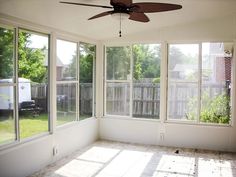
0, 113, 92, 144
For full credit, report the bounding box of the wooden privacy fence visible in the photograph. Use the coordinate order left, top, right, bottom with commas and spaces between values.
106, 83, 160, 118
31, 83, 93, 115
32, 82, 227, 118
168, 81, 227, 119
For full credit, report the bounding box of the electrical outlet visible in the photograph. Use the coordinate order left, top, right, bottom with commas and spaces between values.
160, 133, 164, 141
53, 146, 58, 156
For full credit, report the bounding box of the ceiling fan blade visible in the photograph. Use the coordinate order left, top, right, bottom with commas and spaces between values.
60, 1, 113, 9
129, 12, 149, 22
131, 3, 182, 13
110, 0, 132, 6
88, 11, 113, 20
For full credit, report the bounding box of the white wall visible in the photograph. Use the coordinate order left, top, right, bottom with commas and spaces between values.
99, 118, 236, 152
0, 118, 98, 177
99, 14, 236, 152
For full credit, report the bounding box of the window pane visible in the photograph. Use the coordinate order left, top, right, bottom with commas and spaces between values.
0, 27, 14, 80
57, 83, 77, 126
201, 42, 233, 124
18, 30, 49, 139
167, 44, 199, 120
79, 43, 95, 120
0, 86, 15, 144
106, 46, 131, 80
132, 44, 161, 119
56, 40, 77, 81
106, 83, 130, 116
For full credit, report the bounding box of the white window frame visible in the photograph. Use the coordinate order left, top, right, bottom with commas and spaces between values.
166, 41, 235, 126
104, 43, 162, 120
56, 38, 79, 126
0, 25, 51, 148
79, 42, 96, 119
56, 39, 96, 127
104, 45, 132, 117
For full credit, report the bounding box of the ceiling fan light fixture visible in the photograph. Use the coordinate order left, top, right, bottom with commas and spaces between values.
111, 12, 130, 20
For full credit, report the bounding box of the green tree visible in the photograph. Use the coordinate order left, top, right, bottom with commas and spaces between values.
18, 31, 47, 83
0, 28, 47, 83
0, 27, 14, 79
64, 43, 95, 83
80, 43, 95, 83
133, 44, 161, 81
106, 46, 131, 80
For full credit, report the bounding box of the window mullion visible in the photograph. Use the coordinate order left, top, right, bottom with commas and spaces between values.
103, 46, 107, 116
197, 43, 202, 124
77, 42, 80, 121
15, 27, 20, 142
130, 45, 133, 118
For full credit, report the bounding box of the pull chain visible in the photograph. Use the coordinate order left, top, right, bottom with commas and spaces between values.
119, 13, 122, 37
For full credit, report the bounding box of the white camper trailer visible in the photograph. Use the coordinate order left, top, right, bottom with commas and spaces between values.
0, 78, 32, 110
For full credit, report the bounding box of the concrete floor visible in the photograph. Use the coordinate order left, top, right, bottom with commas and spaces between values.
30, 141, 236, 177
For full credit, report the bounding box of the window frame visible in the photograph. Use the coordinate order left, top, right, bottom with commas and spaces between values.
56, 39, 96, 127
104, 45, 132, 117
18, 28, 51, 139
79, 42, 96, 119
104, 43, 162, 120
0, 24, 51, 148
166, 41, 235, 126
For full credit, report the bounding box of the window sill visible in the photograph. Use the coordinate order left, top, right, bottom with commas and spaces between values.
165, 119, 232, 127
56, 117, 97, 130
103, 115, 161, 122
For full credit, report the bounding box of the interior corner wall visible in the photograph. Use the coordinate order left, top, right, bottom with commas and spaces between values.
99, 14, 236, 152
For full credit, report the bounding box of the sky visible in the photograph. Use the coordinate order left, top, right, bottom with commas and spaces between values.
29, 34, 76, 65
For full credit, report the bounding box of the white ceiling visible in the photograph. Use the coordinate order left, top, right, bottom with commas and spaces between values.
0, 0, 236, 40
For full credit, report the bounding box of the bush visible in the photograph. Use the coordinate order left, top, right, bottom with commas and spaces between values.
187, 92, 230, 124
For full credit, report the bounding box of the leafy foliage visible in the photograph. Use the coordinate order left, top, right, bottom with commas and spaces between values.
0, 28, 14, 79
0, 28, 47, 83
187, 92, 230, 124
80, 43, 95, 83
18, 31, 47, 83
106, 46, 131, 80
133, 44, 161, 81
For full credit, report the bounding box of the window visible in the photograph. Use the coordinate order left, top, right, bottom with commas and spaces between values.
106, 46, 131, 116
201, 42, 233, 124
167, 44, 199, 121
18, 29, 49, 139
167, 42, 233, 124
105, 44, 161, 119
56, 39, 77, 126
79, 43, 95, 120
0, 27, 50, 144
133, 44, 161, 119
0, 26, 15, 144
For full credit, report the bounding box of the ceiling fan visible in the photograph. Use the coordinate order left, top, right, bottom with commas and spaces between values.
60, 0, 182, 37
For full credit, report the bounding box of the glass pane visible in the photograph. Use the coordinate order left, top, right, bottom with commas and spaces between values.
18, 30, 49, 139
106, 82, 130, 116
57, 83, 77, 126
56, 39, 77, 81
106, 46, 131, 80
167, 44, 199, 120
0, 86, 15, 144
201, 42, 233, 124
132, 44, 161, 119
79, 43, 95, 120
0, 27, 14, 80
